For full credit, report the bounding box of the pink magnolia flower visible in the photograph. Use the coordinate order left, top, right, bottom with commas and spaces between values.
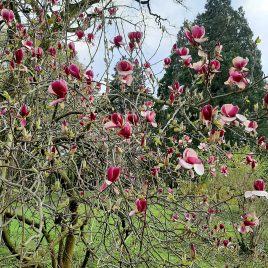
48, 47, 57, 57
243, 120, 258, 134
112, 35, 124, 47
116, 60, 133, 76
116, 60, 134, 86
142, 111, 157, 127
245, 154, 257, 169
76, 30, 85, 40
15, 48, 24, 65
209, 59, 221, 72
19, 104, 30, 127
127, 112, 139, 125
68, 41, 76, 55
164, 57, 171, 68
232, 56, 249, 71
263, 93, 268, 107
129, 198, 147, 216
69, 63, 81, 80
128, 31, 143, 43
22, 40, 33, 50
185, 25, 207, 45
176, 47, 190, 59
100, 166, 121, 192
220, 165, 228, 176
151, 166, 160, 177
117, 122, 132, 139
238, 213, 259, 233
220, 104, 246, 122
1, 9, 14, 25
48, 80, 68, 106
87, 33, 94, 44
135, 198, 147, 213
200, 104, 217, 126
32, 47, 44, 59
225, 70, 248, 89
244, 179, 268, 199
179, 148, 204, 175
104, 113, 123, 129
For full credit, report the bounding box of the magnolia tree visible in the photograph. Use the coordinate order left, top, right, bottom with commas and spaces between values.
0, 0, 268, 267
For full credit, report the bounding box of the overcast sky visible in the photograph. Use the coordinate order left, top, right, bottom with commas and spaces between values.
77, 0, 268, 80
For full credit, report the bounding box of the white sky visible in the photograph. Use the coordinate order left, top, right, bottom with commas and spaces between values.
77, 0, 268, 81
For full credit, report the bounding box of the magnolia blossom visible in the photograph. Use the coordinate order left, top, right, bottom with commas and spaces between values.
112, 35, 124, 47
243, 120, 258, 134
48, 79, 68, 106
220, 165, 228, 176
185, 25, 207, 45
244, 179, 268, 199
164, 57, 171, 68
127, 112, 139, 125
19, 104, 30, 127
232, 56, 249, 71
1, 9, 14, 25
117, 122, 132, 139
245, 154, 257, 169
129, 198, 147, 216
220, 104, 246, 122
87, 33, 94, 44
200, 104, 217, 126
209, 59, 221, 72
22, 40, 33, 50
76, 30, 85, 40
116, 60, 134, 86
69, 63, 81, 80
179, 148, 204, 175
104, 113, 123, 129
238, 213, 259, 233
100, 166, 120, 192
128, 31, 142, 43
176, 47, 190, 59
48, 47, 57, 57
15, 48, 24, 65
225, 70, 248, 89
264, 93, 268, 107
142, 111, 157, 127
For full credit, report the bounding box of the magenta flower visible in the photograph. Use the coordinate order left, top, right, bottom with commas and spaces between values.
128, 31, 143, 43
19, 104, 30, 127
244, 179, 268, 199
176, 47, 190, 59
238, 213, 259, 233
142, 111, 157, 127
104, 113, 123, 129
179, 148, 204, 175
76, 30, 85, 40
32, 47, 44, 59
22, 40, 33, 50
48, 80, 68, 106
135, 198, 147, 213
225, 70, 248, 89
69, 63, 81, 80
232, 56, 249, 71
264, 93, 268, 107
220, 104, 244, 122
164, 57, 171, 68
15, 48, 24, 65
1, 9, 14, 25
185, 25, 207, 45
117, 122, 132, 139
100, 166, 120, 192
243, 120, 258, 134
116, 60, 133, 76
48, 47, 57, 57
127, 112, 139, 125
200, 104, 216, 126
112, 35, 124, 47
